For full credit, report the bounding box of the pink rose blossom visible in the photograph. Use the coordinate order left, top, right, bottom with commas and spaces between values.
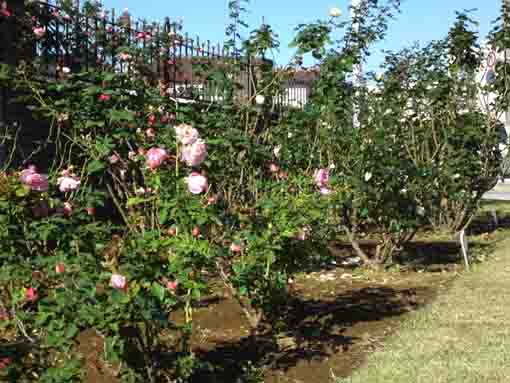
148, 114, 156, 126
180, 139, 207, 167
230, 243, 243, 253
99, 94, 111, 102
19, 165, 36, 182
161, 112, 175, 123
145, 128, 156, 138
1, 1, 12, 17
25, 287, 38, 302
33, 26, 46, 38
145, 147, 169, 170
314, 168, 329, 188
136, 31, 150, 40
20, 166, 49, 192
296, 226, 311, 241
109, 154, 120, 164
63, 202, 73, 216
86, 207, 96, 216
110, 274, 127, 291
166, 280, 178, 292
319, 187, 331, 195
269, 163, 280, 173
206, 195, 217, 205
0, 357, 12, 369
118, 52, 132, 61
186, 172, 208, 194
57, 175, 80, 193
174, 124, 199, 145
55, 263, 65, 274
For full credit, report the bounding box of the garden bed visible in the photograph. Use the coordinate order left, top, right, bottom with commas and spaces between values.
73, 226, 508, 383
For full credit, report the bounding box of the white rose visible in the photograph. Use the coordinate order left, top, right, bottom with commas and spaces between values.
255, 94, 265, 105
329, 7, 342, 17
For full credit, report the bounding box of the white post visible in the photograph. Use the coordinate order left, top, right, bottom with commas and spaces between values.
351, 0, 363, 128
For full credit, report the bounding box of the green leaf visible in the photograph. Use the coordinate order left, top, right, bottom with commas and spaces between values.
108, 109, 135, 123
85, 120, 106, 129
87, 160, 106, 175
65, 323, 79, 339
159, 208, 169, 225
15, 185, 31, 197
151, 283, 166, 301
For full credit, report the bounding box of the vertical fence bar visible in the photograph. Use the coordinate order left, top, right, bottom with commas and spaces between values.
155, 22, 160, 78
101, 11, 107, 67
93, 14, 98, 69
84, 13, 89, 71
111, 8, 116, 71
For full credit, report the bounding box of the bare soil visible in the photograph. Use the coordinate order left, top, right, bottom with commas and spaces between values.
77, 262, 455, 383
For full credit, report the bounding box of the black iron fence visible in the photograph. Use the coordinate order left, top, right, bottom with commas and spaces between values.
1, 0, 314, 117
25, 0, 257, 103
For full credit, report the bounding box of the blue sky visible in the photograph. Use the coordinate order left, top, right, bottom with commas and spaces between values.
103, 0, 500, 70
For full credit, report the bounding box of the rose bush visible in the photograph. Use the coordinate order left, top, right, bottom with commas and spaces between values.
2, 0, 510, 381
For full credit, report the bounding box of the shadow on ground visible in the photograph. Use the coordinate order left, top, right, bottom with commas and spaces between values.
190, 285, 431, 383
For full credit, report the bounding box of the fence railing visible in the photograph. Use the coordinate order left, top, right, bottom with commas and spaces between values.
25, 0, 258, 103
2, 0, 315, 109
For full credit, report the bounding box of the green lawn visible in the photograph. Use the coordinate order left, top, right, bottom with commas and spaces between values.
335, 237, 510, 383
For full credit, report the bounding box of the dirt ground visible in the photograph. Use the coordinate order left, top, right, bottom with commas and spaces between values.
78, 256, 457, 383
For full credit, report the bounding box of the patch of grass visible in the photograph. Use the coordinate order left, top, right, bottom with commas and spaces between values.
333, 238, 510, 383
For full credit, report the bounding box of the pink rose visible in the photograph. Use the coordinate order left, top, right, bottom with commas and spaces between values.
63, 202, 73, 217
269, 163, 280, 173
186, 172, 208, 194
230, 243, 243, 253
180, 139, 207, 167
33, 26, 46, 38
319, 187, 331, 195
57, 175, 80, 192
110, 274, 127, 291
296, 226, 311, 241
1, 1, 12, 17
136, 31, 150, 40
206, 195, 217, 206
20, 167, 49, 192
161, 112, 175, 123
118, 52, 132, 61
86, 207, 96, 216
109, 154, 120, 164
55, 263, 65, 274
0, 357, 12, 369
314, 168, 329, 187
147, 115, 156, 126
174, 124, 199, 145
166, 280, 178, 292
145, 128, 156, 138
99, 94, 111, 102
145, 147, 169, 170
25, 287, 38, 302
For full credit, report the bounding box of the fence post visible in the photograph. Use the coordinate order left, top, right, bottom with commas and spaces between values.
0, 0, 25, 168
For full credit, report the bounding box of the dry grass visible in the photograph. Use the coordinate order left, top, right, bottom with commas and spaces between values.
334, 237, 510, 383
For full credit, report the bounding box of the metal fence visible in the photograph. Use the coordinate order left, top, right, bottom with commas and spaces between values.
2, 0, 315, 109
26, 0, 257, 103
